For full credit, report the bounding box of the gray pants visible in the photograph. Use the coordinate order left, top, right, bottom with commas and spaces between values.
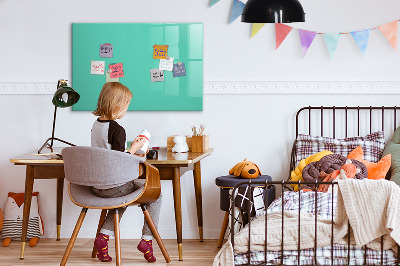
92, 180, 162, 240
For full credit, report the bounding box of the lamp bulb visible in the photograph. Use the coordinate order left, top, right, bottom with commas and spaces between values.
61, 92, 69, 103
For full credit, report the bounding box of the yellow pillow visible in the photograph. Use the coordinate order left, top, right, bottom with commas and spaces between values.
290, 150, 333, 191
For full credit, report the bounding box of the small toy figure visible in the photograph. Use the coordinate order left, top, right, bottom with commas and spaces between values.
172, 135, 189, 153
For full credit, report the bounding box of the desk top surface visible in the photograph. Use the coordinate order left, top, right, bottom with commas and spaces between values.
10, 147, 214, 166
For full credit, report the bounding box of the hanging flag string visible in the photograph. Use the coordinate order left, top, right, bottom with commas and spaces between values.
286, 20, 400, 35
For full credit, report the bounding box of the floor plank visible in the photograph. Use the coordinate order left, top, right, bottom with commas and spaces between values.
0, 239, 221, 265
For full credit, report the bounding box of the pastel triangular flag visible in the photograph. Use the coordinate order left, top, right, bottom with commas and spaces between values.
298, 29, 317, 58
275, 23, 293, 49
209, 0, 220, 7
251, 23, 266, 38
323, 33, 341, 58
378, 21, 398, 50
229, 0, 245, 24
351, 29, 370, 55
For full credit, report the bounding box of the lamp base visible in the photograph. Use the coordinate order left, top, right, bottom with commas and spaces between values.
38, 137, 76, 154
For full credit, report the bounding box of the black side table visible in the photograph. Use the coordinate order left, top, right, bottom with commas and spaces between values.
215, 175, 275, 248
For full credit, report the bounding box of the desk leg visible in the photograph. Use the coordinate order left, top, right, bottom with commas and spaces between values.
172, 167, 183, 261
20, 165, 35, 259
56, 178, 64, 241
193, 161, 203, 242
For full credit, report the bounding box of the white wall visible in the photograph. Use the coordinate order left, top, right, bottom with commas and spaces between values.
1, 0, 400, 240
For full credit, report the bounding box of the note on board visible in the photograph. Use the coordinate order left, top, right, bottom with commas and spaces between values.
159, 57, 174, 71
150, 69, 164, 82
91, 61, 105, 75
153, 45, 169, 59
100, 43, 113, 58
106, 72, 120, 82
109, 63, 124, 78
172, 63, 186, 77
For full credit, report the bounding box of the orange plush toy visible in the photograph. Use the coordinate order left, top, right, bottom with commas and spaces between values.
1, 192, 44, 247
229, 159, 261, 179
347, 146, 391, 180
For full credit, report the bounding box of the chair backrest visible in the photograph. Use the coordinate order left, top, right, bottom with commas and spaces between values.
62, 146, 145, 188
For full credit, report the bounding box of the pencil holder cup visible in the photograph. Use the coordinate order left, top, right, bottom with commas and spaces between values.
191, 135, 209, 153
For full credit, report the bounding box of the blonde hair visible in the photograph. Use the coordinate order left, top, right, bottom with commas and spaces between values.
93, 82, 133, 120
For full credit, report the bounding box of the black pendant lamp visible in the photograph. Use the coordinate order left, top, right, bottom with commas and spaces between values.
242, 0, 305, 23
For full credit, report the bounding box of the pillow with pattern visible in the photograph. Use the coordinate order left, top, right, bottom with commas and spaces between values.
294, 131, 385, 167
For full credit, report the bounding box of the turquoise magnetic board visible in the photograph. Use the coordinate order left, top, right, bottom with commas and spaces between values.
72, 23, 203, 111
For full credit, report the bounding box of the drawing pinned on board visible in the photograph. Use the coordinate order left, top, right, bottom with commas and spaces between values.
106, 72, 120, 82
173, 63, 186, 77
90, 61, 105, 75
100, 43, 113, 58
109, 63, 124, 78
153, 45, 169, 59
150, 69, 164, 82
159, 57, 174, 71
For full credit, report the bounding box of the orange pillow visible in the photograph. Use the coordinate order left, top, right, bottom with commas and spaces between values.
347, 146, 391, 180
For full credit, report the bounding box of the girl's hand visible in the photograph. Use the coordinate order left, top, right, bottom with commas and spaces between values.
129, 137, 147, 155
134, 148, 149, 157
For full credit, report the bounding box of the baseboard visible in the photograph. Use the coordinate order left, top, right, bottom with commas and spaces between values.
1, 81, 400, 94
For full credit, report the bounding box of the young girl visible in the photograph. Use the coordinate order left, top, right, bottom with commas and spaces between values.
91, 82, 162, 263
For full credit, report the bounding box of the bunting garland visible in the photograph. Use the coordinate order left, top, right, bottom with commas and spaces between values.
323, 33, 341, 58
275, 23, 293, 49
209, 0, 220, 8
209, 2, 399, 58
298, 30, 317, 58
229, 0, 245, 24
378, 21, 397, 50
251, 23, 266, 38
351, 29, 370, 55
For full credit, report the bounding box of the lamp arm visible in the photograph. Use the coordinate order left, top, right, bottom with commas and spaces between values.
50, 105, 57, 148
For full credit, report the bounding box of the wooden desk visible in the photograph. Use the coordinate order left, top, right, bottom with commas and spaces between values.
10, 147, 213, 261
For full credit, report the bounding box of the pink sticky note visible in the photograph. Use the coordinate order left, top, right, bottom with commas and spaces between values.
109, 63, 124, 78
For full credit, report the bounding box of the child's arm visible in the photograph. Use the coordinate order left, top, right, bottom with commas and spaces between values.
128, 137, 147, 155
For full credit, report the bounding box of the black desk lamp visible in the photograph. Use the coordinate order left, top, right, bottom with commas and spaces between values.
38, 79, 80, 154
241, 0, 305, 23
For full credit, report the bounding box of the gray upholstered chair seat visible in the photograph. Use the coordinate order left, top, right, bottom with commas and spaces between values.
69, 180, 145, 208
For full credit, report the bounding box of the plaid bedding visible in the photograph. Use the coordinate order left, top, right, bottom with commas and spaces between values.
234, 191, 397, 265
294, 131, 385, 166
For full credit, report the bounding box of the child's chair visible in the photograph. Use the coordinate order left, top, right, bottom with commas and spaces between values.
60, 146, 171, 265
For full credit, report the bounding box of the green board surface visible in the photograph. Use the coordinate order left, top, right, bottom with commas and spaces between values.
72, 23, 203, 111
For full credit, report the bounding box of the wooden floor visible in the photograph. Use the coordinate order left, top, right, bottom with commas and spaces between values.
0, 239, 221, 265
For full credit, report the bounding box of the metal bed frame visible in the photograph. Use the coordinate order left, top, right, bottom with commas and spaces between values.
230, 106, 400, 266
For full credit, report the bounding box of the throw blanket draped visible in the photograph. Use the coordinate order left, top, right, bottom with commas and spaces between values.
214, 179, 400, 266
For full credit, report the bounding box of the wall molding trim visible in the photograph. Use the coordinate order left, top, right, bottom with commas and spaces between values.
203, 81, 400, 94
1, 81, 400, 95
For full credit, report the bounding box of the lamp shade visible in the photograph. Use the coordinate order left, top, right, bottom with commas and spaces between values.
52, 84, 80, 108
241, 0, 305, 23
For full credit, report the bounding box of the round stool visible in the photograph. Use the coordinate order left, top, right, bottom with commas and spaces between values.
215, 175, 275, 248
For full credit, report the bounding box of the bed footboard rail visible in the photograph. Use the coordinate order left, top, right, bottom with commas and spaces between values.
230, 180, 400, 266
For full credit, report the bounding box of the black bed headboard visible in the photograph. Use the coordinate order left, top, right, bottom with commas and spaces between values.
296, 106, 399, 138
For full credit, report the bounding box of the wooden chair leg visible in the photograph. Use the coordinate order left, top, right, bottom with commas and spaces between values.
114, 210, 121, 266
217, 211, 230, 248
91, 209, 108, 258
141, 205, 171, 263
60, 208, 88, 266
